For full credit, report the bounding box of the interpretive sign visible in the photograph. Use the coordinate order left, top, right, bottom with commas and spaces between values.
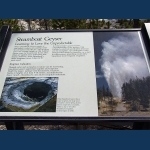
0, 24, 150, 120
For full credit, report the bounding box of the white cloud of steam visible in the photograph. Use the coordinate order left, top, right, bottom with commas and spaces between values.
100, 33, 150, 98
96, 74, 103, 78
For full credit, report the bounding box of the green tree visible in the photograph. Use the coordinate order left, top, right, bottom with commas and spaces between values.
0, 19, 24, 31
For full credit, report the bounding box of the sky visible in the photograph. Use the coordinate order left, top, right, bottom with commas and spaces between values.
93, 31, 150, 97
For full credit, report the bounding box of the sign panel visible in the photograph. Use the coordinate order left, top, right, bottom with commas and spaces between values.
94, 31, 150, 117
0, 32, 98, 116
0, 26, 150, 119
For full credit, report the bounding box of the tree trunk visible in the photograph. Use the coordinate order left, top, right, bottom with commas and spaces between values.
26, 19, 31, 30
133, 19, 140, 28
44, 19, 48, 30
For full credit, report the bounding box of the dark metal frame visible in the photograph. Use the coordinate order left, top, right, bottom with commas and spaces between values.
1, 26, 150, 124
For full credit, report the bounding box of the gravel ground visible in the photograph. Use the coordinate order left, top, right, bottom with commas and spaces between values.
0, 123, 133, 130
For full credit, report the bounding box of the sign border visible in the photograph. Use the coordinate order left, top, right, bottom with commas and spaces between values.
1, 27, 150, 121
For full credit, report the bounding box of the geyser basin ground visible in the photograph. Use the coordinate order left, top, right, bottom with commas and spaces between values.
0, 77, 58, 112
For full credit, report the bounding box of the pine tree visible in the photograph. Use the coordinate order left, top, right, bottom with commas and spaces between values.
121, 76, 150, 110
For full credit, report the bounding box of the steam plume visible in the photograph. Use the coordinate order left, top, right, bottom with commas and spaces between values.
100, 33, 149, 98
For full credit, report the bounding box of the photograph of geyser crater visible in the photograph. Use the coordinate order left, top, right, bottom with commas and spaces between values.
94, 32, 150, 116
0, 77, 58, 112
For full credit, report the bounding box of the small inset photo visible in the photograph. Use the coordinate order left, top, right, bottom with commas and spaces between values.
0, 77, 58, 112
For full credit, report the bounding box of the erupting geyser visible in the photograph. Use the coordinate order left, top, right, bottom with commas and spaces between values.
100, 33, 149, 98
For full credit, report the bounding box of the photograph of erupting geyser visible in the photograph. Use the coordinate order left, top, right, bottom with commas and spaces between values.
0, 77, 58, 112
94, 31, 150, 117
